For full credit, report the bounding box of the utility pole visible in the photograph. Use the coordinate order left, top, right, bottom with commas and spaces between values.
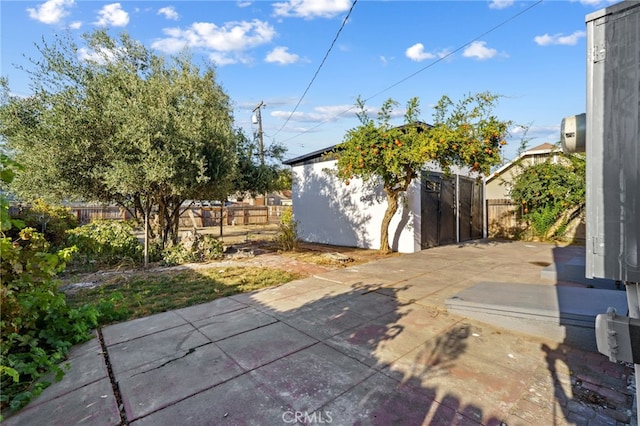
252, 101, 265, 166
252, 101, 267, 207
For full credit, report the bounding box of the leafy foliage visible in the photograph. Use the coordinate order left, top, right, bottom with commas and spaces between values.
161, 232, 224, 266
231, 129, 289, 197
332, 93, 511, 252
0, 154, 23, 232
0, 157, 106, 413
7, 200, 77, 248
65, 220, 143, 269
509, 152, 585, 239
0, 30, 237, 248
274, 208, 299, 252
0, 229, 96, 407
0, 161, 134, 415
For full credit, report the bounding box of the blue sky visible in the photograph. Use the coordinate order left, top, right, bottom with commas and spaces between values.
0, 0, 618, 162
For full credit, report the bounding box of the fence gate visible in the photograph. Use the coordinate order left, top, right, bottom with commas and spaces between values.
421, 173, 483, 249
421, 173, 456, 248
458, 176, 484, 242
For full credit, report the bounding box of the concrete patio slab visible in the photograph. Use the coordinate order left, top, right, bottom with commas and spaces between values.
315, 371, 440, 426
324, 312, 405, 369
101, 311, 187, 346
249, 342, 375, 414
172, 296, 247, 323
117, 342, 244, 421
7, 335, 110, 414
194, 306, 278, 341
2, 378, 120, 426
311, 268, 401, 287
2, 240, 635, 426
107, 324, 210, 375
445, 281, 628, 350
323, 305, 458, 371
280, 301, 369, 340
215, 322, 316, 370
250, 284, 353, 315
129, 373, 288, 426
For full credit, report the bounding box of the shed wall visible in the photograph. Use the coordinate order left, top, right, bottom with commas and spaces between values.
291, 159, 421, 253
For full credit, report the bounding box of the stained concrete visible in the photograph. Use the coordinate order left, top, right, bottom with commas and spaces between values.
2, 240, 636, 426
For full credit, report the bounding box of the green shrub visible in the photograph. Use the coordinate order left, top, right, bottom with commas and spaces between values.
1, 156, 119, 414
9, 200, 78, 248
0, 228, 100, 412
161, 232, 224, 266
161, 243, 195, 266
274, 209, 299, 251
510, 152, 585, 241
528, 204, 562, 239
66, 220, 142, 268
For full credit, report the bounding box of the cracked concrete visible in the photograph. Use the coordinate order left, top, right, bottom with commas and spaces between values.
2, 240, 635, 425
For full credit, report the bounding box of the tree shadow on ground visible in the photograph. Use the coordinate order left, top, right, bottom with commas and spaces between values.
238, 280, 506, 425
543, 245, 635, 425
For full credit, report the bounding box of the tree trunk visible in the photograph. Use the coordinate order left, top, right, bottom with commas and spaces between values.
170, 201, 181, 245
158, 197, 167, 247
380, 188, 399, 254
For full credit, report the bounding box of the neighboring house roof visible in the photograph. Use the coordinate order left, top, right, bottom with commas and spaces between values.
283, 145, 337, 167
486, 142, 560, 184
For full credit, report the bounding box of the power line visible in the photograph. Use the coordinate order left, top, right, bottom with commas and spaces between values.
363, 0, 543, 103
278, 0, 543, 146
273, 0, 358, 138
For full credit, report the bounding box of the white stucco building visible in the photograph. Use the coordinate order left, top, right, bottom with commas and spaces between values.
284, 146, 486, 253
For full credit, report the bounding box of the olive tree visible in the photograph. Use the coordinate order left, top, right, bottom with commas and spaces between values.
0, 30, 236, 257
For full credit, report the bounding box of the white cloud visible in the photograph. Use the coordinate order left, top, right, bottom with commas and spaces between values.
27, 0, 73, 24
152, 19, 276, 56
95, 3, 129, 27
405, 43, 436, 62
151, 36, 187, 54
463, 41, 497, 60
69, 21, 82, 29
158, 6, 179, 21
77, 47, 118, 64
271, 104, 355, 123
569, 0, 618, 7
209, 52, 243, 66
273, 0, 351, 19
270, 103, 406, 124
507, 124, 561, 151
489, 0, 514, 9
534, 31, 586, 46
265, 46, 300, 65
237, 1, 252, 7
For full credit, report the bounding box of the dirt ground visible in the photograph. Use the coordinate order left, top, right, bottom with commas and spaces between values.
63, 224, 395, 289
194, 222, 396, 272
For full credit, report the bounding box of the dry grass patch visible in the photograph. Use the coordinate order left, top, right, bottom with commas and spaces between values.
66, 266, 302, 323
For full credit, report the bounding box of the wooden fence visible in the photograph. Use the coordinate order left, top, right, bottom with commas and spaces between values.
177, 206, 289, 228
486, 199, 586, 242
486, 199, 523, 239
9, 204, 291, 227
73, 206, 133, 224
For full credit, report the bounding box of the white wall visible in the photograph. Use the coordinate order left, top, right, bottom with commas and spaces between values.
291, 159, 421, 253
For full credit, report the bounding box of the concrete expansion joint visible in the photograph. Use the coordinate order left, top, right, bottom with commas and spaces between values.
97, 327, 128, 425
